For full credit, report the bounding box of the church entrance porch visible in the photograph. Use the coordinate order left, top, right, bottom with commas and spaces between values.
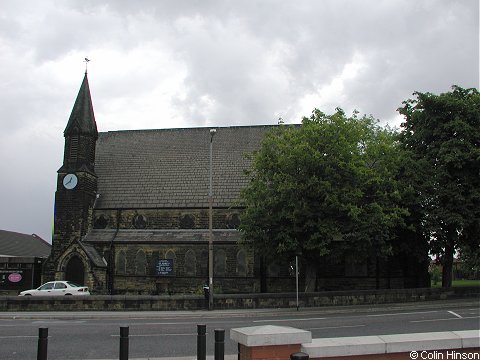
65, 255, 85, 285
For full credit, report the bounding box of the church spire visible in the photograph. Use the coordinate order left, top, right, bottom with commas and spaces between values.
64, 73, 98, 138
61, 73, 98, 173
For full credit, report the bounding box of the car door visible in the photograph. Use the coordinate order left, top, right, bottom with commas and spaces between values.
52, 282, 68, 296
36, 282, 55, 295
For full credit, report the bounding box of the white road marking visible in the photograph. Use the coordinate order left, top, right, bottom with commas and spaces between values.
0, 335, 37, 339
111, 333, 196, 337
0, 324, 22, 327
448, 311, 463, 319
32, 320, 86, 324
130, 322, 185, 326
253, 317, 326, 323
308, 324, 366, 330
367, 310, 438, 317
411, 315, 480, 323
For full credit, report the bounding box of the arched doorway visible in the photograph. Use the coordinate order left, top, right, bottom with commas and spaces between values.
65, 256, 85, 285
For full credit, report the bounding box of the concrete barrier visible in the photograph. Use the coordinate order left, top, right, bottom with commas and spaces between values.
229, 326, 479, 360
301, 330, 479, 359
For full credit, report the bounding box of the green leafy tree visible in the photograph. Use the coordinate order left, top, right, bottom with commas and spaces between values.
390, 151, 432, 287
398, 86, 480, 287
239, 109, 407, 291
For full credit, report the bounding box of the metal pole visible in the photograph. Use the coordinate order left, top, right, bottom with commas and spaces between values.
208, 129, 216, 310
197, 324, 206, 360
214, 329, 225, 360
296, 255, 299, 311
37, 327, 48, 360
119, 326, 129, 360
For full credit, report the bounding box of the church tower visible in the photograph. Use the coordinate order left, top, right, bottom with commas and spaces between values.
43, 73, 98, 281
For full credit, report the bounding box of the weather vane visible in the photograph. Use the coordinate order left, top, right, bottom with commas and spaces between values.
84, 57, 91, 74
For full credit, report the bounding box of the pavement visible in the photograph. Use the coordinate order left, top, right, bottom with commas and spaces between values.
95, 357, 238, 360
88, 357, 238, 360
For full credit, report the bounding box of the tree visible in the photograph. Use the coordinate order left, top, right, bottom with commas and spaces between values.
398, 86, 480, 287
239, 109, 407, 291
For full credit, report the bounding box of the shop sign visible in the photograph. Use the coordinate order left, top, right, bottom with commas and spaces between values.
8, 273, 22, 283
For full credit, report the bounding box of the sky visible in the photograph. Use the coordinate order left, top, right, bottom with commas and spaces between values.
0, 0, 478, 243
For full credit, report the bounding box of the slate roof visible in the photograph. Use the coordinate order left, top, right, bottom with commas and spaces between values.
64, 73, 98, 137
79, 242, 107, 268
0, 230, 51, 257
94, 125, 273, 209
84, 229, 241, 244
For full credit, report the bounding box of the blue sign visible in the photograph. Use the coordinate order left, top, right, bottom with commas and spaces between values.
156, 259, 174, 276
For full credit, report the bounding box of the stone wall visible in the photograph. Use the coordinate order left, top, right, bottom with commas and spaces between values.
2, 286, 477, 312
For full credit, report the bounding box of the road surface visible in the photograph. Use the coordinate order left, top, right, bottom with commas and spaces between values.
0, 299, 478, 359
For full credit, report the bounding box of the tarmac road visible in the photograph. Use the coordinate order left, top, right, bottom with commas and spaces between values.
0, 299, 478, 359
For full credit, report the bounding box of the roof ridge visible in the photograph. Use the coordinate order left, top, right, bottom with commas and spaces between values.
99, 124, 283, 135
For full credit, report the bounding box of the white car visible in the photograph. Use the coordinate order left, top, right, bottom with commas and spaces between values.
18, 281, 90, 296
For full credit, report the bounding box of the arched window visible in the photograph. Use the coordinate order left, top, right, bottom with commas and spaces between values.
184, 250, 197, 276
165, 249, 176, 274
236, 250, 247, 277
166, 249, 176, 260
94, 215, 109, 229
267, 261, 280, 277
214, 250, 227, 277
133, 214, 147, 229
116, 251, 126, 275
226, 213, 241, 229
179, 214, 195, 229
135, 250, 146, 275
200, 250, 208, 277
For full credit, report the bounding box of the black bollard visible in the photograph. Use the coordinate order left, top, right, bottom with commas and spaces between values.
197, 324, 207, 360
214, 329, 225, 360
37, 327, 48, 360
119, 326, 129, 360
290, 352, 309, 360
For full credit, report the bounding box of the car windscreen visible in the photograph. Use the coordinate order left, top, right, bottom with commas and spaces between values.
66, 281, 82, 287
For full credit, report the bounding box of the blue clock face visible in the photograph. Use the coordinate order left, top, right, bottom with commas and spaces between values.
63, 174, 78, 190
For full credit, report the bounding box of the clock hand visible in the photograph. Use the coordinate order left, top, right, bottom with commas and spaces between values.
66, 177, 72, 185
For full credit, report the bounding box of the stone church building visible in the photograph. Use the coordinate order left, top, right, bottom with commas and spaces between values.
42, 74, 429, 295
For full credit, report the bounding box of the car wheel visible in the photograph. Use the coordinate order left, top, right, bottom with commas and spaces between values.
25, 294, 32, 296
65, 293, 72, 296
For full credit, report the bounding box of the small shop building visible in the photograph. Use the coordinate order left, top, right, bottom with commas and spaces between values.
0, 230, 51, 294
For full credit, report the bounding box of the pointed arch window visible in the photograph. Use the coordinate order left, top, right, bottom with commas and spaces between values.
165, 249, 176, 274
214, 250, 227, 277
135, 250, 146, 275
200, 250, 208, 277
236, 250, 247, 277
184, 250, 197, 276
116, 251, 126, 275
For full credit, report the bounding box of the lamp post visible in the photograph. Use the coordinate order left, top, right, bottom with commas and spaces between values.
295, 255, 299, 311
208, 128, 216, 310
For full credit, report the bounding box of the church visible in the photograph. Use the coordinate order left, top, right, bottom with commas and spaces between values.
42, 73, 429, 295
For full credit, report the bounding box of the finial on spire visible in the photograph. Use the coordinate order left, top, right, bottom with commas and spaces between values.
84, 57, 91, 74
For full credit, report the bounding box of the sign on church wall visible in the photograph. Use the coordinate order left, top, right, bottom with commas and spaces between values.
156, 259, 174, 276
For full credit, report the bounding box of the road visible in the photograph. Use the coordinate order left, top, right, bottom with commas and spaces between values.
0, 299, 478, 359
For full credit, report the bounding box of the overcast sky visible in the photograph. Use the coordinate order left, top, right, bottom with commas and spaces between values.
0, 0, 478, 243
